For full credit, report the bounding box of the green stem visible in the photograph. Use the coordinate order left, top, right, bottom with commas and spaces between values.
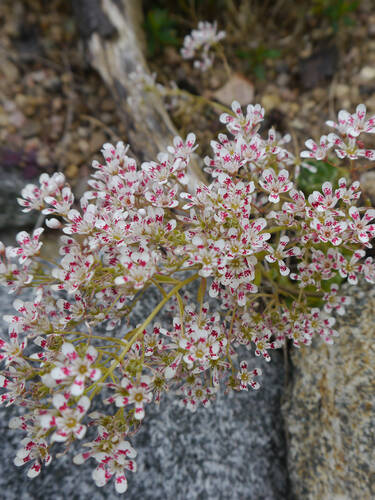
34, 330, 128, 346
146, 85, 231, 114
265, 225, 298, 234
215, 43, 232, 80
86, 272, 200, 399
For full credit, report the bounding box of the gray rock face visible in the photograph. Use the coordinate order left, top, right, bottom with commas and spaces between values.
283, 283, 375, 500
0, 282, 289, 500
0, 162, 38, 230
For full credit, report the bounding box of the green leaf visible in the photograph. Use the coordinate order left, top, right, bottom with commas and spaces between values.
235, 49, 253, 60
235, 46, 280, 79
311, 0, 358, 31
264, 49, 281, 59
254, 64, 266, 80
143, 8, 179, 57
297, 160, 343, 195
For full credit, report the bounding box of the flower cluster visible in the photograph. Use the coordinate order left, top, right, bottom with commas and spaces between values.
301, 104, 375, 161
181, 21, 226, 71
0, 98, 374, 496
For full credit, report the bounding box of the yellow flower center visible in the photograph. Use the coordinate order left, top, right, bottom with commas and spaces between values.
66, 417, 77, 428
134, 392, 144, 403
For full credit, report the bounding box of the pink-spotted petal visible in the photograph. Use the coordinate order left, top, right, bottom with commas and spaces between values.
73, 424, 87, 440
61, 342, 78, 361
77, 395, 90, 414
84, 345, 98, 363
88, 368, 101, 381
52, 393, 69, 413
27, 463, 42, 478
115, 474, 128, 494
51, 366, 71, 380
71, 376, 86, 396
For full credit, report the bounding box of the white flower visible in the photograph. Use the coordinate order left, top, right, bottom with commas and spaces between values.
326, 103, 375, 137
300, 135, 333, 160
14, 438, 52, 478
323, 284, 351, 316
259, 168, 292, 203
237, 360, 262, 390
265, 236, 301, 276
107, 375, 153, 420
40, 394, 90, 442
50, 343, 101, 396
10, 228, 44, 264
181, 21, 225, 71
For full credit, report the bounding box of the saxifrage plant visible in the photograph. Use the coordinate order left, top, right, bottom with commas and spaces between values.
0, 21, 374, 496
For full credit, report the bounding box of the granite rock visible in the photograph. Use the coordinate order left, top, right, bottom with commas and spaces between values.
0, 162, 38, 230
360, 170, 375, 205
0, 278, 289, 500
283, 283, 375, 500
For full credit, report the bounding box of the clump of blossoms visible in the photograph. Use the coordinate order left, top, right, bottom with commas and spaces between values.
181, 21, 226, 71
0, 99, 374, 495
